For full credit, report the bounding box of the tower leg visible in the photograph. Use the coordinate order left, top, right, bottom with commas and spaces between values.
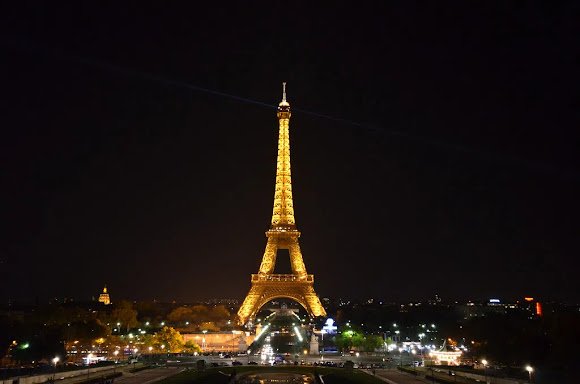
258, 238, 278, 275
288, 242, 307, 278
238, 285, 264, 324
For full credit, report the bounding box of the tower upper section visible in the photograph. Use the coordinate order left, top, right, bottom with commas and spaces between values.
271, 83, 296, 230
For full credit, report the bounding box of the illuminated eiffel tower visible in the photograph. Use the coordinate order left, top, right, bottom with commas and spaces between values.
237, 83, 326, 324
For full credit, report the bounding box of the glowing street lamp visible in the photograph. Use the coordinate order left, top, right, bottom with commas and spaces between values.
399, 348, 404, 367
113, 350, 119, 373
320, 329, 326, 360
52, 357, 59, 381
87, 353, 93, 379
525, 365, 533, 383
482, 359, 488, 383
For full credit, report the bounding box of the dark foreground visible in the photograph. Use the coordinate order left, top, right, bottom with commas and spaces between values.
157, 366, 384, 384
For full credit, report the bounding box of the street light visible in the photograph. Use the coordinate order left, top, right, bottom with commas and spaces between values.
411, 350, 417, 373
320, 329, 326, 361
52, 357, 59, 381
113, 350, 119, 374
525, 365, 533, 383
481, 359, 488, 384
87, 353, 93, 379
399, 347, 403, 367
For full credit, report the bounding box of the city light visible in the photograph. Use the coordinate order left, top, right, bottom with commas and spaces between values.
525, 365, 534, 382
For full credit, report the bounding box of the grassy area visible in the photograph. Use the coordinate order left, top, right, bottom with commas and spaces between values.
157, 366, 385, 384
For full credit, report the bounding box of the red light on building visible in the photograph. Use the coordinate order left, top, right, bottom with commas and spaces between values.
535, 302, 542, 316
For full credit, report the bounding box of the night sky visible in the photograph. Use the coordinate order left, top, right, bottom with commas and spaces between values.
1, 3, 578, 304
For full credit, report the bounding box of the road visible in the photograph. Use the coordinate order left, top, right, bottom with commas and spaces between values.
115, 366, 183, 384
50, 365, 183, 384
373, 369, 431, 384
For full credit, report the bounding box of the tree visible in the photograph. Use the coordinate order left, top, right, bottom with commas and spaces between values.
336, 330, 361, 352
111, 301, 139, 333
363, 335, 383, 352
183, 340, 202, 353
198, 321, 220, 332
68, 319, 110, 342
155, 326, 184, 353
209, 305, 231, 322
190, 305, 210, 323
167, 307, 193, 324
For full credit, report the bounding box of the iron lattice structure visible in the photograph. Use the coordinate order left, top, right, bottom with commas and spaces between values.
237, 84, 326, 324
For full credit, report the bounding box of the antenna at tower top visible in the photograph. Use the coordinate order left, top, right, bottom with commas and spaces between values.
278, 82, 290, 108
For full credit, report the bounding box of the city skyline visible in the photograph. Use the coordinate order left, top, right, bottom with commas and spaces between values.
2, 3, 578, 303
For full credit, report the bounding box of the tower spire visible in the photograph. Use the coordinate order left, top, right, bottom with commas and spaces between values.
279, 81, 289, 107
273, 82, 294, 228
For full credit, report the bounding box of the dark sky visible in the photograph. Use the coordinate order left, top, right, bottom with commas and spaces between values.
1, 2, 578, 304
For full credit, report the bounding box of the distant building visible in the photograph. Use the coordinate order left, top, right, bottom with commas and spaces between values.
98, 286, 111, 305
429, 350, 462, 366
182, 331, 254, 352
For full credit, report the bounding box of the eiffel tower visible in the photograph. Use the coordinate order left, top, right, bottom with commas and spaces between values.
237, 83, 326, 324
